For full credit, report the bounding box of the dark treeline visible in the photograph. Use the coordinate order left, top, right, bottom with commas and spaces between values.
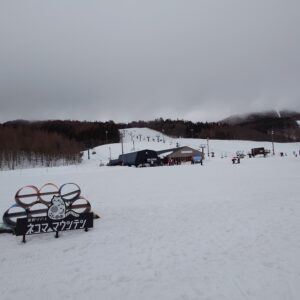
33, 120, 119, 148
0, 120, 120, 170
0, 125, 82, 170
122, 117, 300, 142
4, 120, 120, 148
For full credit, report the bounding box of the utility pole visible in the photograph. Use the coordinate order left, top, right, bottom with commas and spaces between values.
130, 132, 135, 151
109, 146, 111, 160
207, 137, 210, 157
271, 129, 275, 155
87, 142, 91, 160
121, 129, 124, 165
200, 144, 206, 160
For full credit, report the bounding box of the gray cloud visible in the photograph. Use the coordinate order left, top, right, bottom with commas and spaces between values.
0, 0, 300, 122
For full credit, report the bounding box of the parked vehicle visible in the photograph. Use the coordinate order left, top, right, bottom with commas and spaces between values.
250, 147, 270, 157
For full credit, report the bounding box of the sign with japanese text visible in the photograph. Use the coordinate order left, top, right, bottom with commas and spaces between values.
16, 212, 93, 236
3, 183, 95, 243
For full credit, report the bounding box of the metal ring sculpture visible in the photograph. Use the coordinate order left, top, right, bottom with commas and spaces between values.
3, 183, 91, 228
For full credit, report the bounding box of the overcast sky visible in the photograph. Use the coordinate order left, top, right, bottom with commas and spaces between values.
0, 0, 300, 123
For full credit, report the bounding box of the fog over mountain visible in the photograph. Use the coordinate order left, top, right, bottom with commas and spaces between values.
221, 110, 300, 125
0, 1, 300, 122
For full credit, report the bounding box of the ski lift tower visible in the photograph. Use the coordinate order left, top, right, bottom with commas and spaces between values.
207, 137, 210, 157
120, 130, 124, 156
271, 129, 275, 155
200, 144, 206, 158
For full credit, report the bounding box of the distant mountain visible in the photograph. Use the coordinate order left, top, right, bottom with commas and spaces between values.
221, 110, 277, 125
220, 110, 300, 142
221, 110, 300, 125
279, 110, 300, 120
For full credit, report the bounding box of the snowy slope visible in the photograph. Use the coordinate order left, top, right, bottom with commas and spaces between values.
85, 127, 300, 165
121, 127, 171, 143
0, 136, 300, 300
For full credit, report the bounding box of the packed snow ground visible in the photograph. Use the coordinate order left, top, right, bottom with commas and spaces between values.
1, 131, 300, 300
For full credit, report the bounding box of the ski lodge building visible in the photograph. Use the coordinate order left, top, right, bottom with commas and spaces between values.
108, 146, 203, 167
157, 146, 203, 165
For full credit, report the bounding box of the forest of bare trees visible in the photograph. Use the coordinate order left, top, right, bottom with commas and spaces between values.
0, 126, 82, 170
0, 120, 120, 170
